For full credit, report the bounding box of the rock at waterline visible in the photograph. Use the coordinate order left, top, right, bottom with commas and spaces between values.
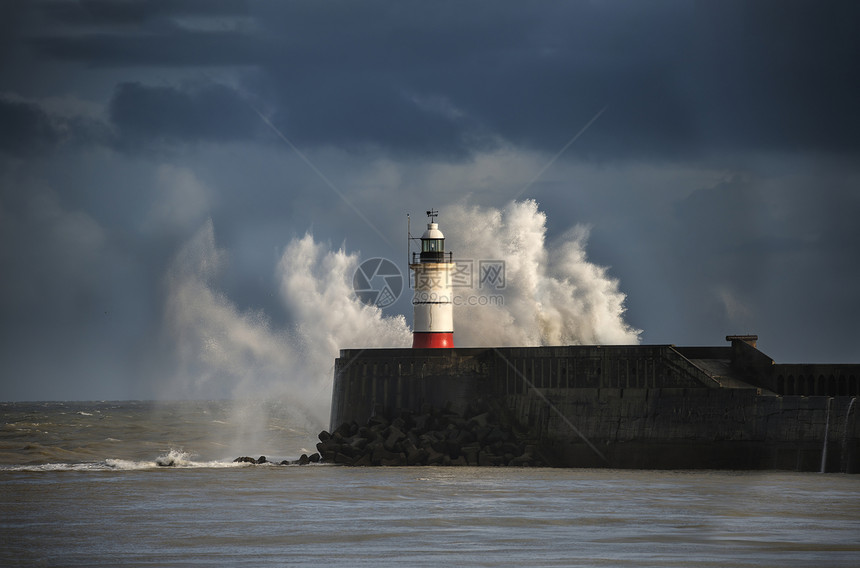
233, 453, 321, 465
233, 456, 260, 464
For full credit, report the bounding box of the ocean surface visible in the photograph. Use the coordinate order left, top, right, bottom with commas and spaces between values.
1, 401, 858, 567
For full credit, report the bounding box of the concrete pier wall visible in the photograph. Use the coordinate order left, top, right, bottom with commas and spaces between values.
330, 346, 860, 471
513, 388, 858, 470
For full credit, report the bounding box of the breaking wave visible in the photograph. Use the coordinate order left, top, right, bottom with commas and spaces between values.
156, 200, 639, 454
0, 449, 303, 472
162, 221, 411, 434
444, 200, 641, 346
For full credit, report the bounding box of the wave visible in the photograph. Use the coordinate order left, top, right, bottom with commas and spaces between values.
107, 449, 248, 470
0, 449, 317, 472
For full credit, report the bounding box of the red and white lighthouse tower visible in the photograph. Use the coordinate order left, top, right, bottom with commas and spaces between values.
410, 210, 454, 348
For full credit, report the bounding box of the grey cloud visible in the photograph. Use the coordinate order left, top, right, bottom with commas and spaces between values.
0, 186, 157, 400
38, 0, 249, 26
22, 1, 860, 160
250, 0, 859, 159
0, 97, 113, 156
109, 81, 263, 146
0, 98, 60, 155
32, 0, 259, 67
681, 2, 860, 156
267, 80, 496, 160
32, 31, 267, 68
661, 169, 860, 359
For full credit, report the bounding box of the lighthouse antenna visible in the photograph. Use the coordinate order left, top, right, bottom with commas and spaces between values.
407, 213, 411, 268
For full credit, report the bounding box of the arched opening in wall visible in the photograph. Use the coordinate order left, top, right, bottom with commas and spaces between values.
777, 375, 786, 395
827, 375, 837, 396
806, 375, 815, 395
816, 375, 826, 396
787, 374, 796, 395
850, 375, 858, 395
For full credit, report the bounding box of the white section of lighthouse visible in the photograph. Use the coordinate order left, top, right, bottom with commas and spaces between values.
410, 210, 454, 348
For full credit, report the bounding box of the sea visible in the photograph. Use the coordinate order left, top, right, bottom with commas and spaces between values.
1, 400, 858, 567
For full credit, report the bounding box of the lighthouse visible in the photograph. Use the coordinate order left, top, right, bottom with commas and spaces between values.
410, 210, 454, 348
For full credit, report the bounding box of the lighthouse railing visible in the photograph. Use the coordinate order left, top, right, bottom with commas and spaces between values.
412, 251, 452, 264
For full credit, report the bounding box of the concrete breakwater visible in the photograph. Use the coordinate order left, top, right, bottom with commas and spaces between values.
330, 339, 860, 471
515, 387, 858, 470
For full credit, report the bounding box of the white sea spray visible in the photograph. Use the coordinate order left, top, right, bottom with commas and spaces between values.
161, 221, 411, 453
444, 199, 641, 346
159, 200, 640, 456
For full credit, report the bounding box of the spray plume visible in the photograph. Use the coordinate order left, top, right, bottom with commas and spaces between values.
162, 221, 410, 453
444, 200, 640, 346
161, 200, 638, 455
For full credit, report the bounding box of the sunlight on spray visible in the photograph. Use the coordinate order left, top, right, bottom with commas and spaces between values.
444, 199, 641, 346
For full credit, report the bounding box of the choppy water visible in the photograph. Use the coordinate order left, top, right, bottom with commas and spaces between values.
2, 402, 859, 567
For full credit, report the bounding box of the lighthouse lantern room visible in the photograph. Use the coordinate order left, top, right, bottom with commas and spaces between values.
410, 210, 454, 348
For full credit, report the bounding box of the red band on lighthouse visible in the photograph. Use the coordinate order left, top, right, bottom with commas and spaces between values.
412, 332, 454, 349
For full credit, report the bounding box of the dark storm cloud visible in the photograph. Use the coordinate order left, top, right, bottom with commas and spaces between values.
109, 82, 263, 146
39, 0, 249, 26
251, 1, 698, 159
0, 183, 158, 400
250, 0, 860, 159
22, 1, 860, 160
0, 97, 109, 156
32, 31, 267, 68
265, 78, 497, 159
32, 0, 261, 67
663, 169, 860, 360
0, 98, 59, 155
682, 1, 860, 156
674, 171, 860, 272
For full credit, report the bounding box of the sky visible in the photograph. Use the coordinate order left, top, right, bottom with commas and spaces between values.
1, 0, 859, 403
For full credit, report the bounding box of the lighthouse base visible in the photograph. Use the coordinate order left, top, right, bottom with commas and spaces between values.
412, 332, 454, 348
